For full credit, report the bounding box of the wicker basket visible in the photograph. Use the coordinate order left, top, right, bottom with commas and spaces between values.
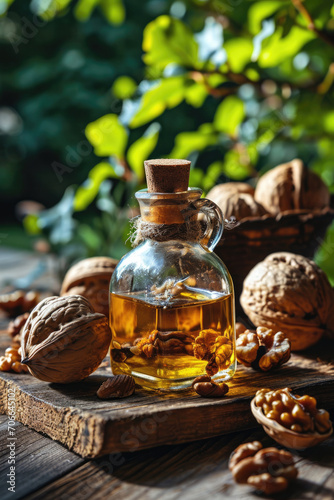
215, 206, 334, 313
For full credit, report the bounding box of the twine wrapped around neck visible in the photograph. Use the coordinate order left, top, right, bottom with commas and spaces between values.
130, 216, 204, 247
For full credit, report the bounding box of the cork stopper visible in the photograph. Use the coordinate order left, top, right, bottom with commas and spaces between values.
144, 159, 191, 193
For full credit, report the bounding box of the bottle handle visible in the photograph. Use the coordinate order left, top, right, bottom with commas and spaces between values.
191, 198, 224, 252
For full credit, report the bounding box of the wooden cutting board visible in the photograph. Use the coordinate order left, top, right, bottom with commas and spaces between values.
1, 331, 334, 458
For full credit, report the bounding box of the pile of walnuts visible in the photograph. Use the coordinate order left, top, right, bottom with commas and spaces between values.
207, 159, 330, 223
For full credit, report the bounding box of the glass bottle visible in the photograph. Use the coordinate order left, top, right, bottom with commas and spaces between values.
109, 159, 236, 390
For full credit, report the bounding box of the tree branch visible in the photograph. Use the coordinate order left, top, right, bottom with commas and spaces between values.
291, 0, 334, 48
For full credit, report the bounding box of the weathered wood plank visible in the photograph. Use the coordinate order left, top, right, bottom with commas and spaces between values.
24, 429, 334, 500
1, 325, 334, 458
0, 414, 84, 500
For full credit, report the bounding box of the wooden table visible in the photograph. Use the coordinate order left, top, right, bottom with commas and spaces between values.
0, 248, 334, 500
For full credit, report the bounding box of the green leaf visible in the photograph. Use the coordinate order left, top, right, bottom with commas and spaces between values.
224, 38, 253, 72
214, 96, 245, 137
127, 123, 161, 181
74, 162, 120, 211
259, 26, 315, 67
143, 16, 199, 70
130, 77, 186, 128
74, 0, 99, 21
85, 114, 128, 157
185, 82, 208, 107
100, 0, 125, 25
23, 214, 41, 235
112, 76, 137, 99
222, 149, 251, 180
77, 224, 101, 251
203, 161, 225, 192
323, 111, 334, 133
248, 1, 287, 34
189, 168, 204, 188
170, 123, 217, 158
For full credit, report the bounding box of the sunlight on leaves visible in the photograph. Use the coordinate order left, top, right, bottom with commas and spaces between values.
224, 38, 253, 72
127, 123, 161, 181
74, 162, 119, 211
112, 76, 137, 99
222, 149, 251, 180
143, 15, 199, 69
214, 96, 245, 137
259, 26, 315, 67
85, 114, 128, 157
171, 123, 217, 158
130, 77, 186, 128
248, 1, 287, 35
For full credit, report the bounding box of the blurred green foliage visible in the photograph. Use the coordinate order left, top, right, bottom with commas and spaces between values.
1, 0, 334, 279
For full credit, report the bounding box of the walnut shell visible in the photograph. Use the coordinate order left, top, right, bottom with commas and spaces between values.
208, 191, 267, 220
254, 159, 330, 215
61, 257, 118, 317
207, 182, 255, 199
21, 295, 112, 383
240, 252, 333, 350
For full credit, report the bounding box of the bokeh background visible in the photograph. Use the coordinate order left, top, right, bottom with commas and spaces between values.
1, 0, 334, 281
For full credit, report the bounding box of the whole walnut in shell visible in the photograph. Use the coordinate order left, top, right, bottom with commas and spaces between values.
241, 252, 333, 351
208, 191, 267, 221
21, 295, 112, 383
254, 159, 330, 215
207, 182, 255, 199
61, 257, 118, 317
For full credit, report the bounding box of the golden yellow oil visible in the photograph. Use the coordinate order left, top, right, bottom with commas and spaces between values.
109, 291, 236, 390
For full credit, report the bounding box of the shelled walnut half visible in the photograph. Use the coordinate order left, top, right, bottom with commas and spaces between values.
21, 295, 112, 383
192, 329, 233, 376
229, 441, 298, 494
236, 327, 291, 371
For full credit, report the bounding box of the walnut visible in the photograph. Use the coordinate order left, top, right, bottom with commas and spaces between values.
21, 295, 112, 383
193, 329, 232, 376
236, 331, 259, 366
8, 313, 29, 338
240, 252, 333, 350
254, 159, 330, 216
229, 441, 263, 470
235, 322, 247, 337
97, 375, 135, 399
236, 327, 290, 371
207, 182, 255, 201
61, 257, 118, 317
132, 330, 194, 358
208, 191, 267, 221
255, 388, 332, 434
229, 441, 298, 494
191, 374, 211, 389
193, 380, 229, 398
214, 337, 232, 370
192, 329, 223, 361
0, 346, 29, 374
0, 290, 39, 317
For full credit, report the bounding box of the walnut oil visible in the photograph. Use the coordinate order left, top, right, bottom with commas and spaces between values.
109, 289, 236, 390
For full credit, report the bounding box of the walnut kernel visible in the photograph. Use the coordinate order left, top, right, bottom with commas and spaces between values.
255, 388, 332, 434
236, 327, 290, 371
229, 441, 298, 494
97, 375, 135, 399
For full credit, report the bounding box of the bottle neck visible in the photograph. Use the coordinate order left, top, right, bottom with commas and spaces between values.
135, 188, 202, 225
